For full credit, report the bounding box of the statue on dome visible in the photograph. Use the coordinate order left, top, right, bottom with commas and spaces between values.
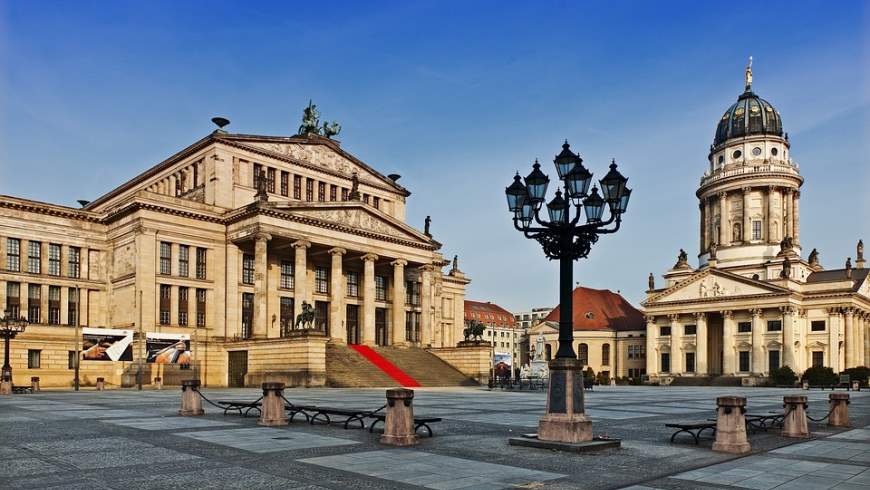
674, 249, 689, 268
781, 256, 792, 279
808, 248, 820, 266
745, 56, 753, 92
858, 240, 864, 261
424, 216, 432, 237
348, 172, 361, 200
846, 257, 853, 279
779, 236, 794, 255
709, 243, 718, 260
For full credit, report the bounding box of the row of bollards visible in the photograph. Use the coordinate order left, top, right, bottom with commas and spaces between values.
713, 392, 851, 454
177, 380, 419, 446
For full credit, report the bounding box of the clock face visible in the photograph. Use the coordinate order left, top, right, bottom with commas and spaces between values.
752, 147, 762, 156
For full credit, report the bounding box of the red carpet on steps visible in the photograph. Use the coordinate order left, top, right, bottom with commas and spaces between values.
348, 345, 421, 387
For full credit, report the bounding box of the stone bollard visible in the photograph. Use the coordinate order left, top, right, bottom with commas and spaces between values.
380, 388, 417, 446
782, 395, 809, 438
95, 377, 105, 391
712, 396, 751, 454
852, 380, 860, 392
829, 393, 850, 428
258, 382, 288, 426
30, 376, 39, 392
178, 379, 204, 416
154, 377, 162, 390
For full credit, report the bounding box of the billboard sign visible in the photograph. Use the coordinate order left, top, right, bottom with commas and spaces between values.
146, 333, 191, 365
82, 327, 133, 361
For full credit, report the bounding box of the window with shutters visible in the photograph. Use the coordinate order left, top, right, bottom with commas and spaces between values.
195, 248, 207, 279
68, 288, 78, 326
159, 242, 171, 275
267, 167, 276, 193
28, 284, 41, 323
341, 188, 348, 201
242, 254, 255, 284
346, 271, 359, 297
280, 171, 289, 196
196, 288, 206, 327
68, 247, 81, 278
293, 175, 301, 199
280, 261, 294, 289
602, 343, 611, 365
330, 185, 337, 201
318, 181, 326, 202
27, 350, 41, 369
6, 282, 20, 318
315, 266, 329, 294
280, 297, 294, 336
375, 276, 387, 301
405, 281, 420, 305
178, 245, 189, 277
306, 178, 314, 201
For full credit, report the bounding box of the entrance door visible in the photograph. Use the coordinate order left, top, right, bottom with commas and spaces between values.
707, 314, 723, 375
375, 308, 388, 346
346, 305, 360, 345
228, 351, 248, 388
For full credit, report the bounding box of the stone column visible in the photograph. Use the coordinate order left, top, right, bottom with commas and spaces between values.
645, 316, 657, 375
829, 308, 841, 372
784, 189, 793, 239
828, 393, 850, 428
669, 314, 681, 374
767, 185, 778, 243
705, 198, 713, 250
722, 310, 735, 375
857, 312, 865, 368
782, 395, 809, 438
742, 187, 752, 243
420, 265, 434, 347
361, 253, 379, 346
845, 308, 855, 368
252, 233, 271, 338
750, 309, 764, 374
793, 190, 800, 244
391, 260, 407, 346
712, 396, 750, 454
380, 388, 417, 446
328, 248, 347, 342
695, 312, 708, 375
863, 313, 869, 367
699, 202, 705, 252
718, 192, 729, 246
292, 240, 311, 322
782, 306, 796, 370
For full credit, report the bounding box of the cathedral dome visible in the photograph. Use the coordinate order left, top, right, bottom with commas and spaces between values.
713, 59, 783, 147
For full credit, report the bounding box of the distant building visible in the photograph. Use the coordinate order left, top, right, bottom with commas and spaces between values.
528, 287, 646, 381
512, 307, 553, 329
465, 300, 522, 371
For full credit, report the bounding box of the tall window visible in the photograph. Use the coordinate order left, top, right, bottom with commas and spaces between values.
318, 182, 326, 202
315, 266, 329, 294
159, 242, 171, 275
68, 288, 78, 326
314, 301, 329, 331
768, 350, 780, 371
346, 271, 359, 297
48, 244, 61, 276
293, 175, 302, 199
660, 326, 671, 336
684, 324, 696, 335
242, 254, 255, 284
685, 352, 695, 373
28, 284, 41, 323
306, 178, 314, 201
738, 321, 752, 333
267, 167, 276, 193
68, 247, 81, 278
373, 196, 380, 209
375, 276, 387, 301
6, 282, 20, 318
48, 286, 60, 325
579, 343, 589, 365
6, 238, 20, 272
178, 245, 189, 277
341, 188, 348, 201
661, 353, 671, 373
159, 285, 171, 325
811, 320, 826, 332
752, 220, 762, 240
195, 248, 207, 279
241, 293, 253, 338
280, 261, 294, 289
405, 281, 420, 305
330, 185, 337, 201
602, 343, 611, 365
280, 297, 294, 335
253, 163, 263, 188
280, 171, 289, 196
27, 350, 41, 369
28, 241, 41, 274
406, 311, 421, 342
196, 288, 206, 327
812, 351, 824, 368
739, 351, 750, 372
178, 286, 188, 326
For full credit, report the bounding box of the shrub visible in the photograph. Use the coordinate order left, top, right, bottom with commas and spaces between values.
595, 372, 609, 385
842, 366, 870, 385
801, 366, 837, 386
584, 367, 595, 385
769, 366, 797, 386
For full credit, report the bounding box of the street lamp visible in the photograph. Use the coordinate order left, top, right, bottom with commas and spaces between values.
0, 310, 28, 394
504, 141, 630, 444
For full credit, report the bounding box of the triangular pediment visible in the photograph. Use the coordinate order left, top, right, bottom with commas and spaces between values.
274, 202, 430, 244
529, 321, 558, 335
647, 269, 787, 305
858, 275, 870, 299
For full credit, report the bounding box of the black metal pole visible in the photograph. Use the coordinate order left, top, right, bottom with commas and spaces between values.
555, 235, 576, 359
74, 286, 80, 391
2, 335, 11, 382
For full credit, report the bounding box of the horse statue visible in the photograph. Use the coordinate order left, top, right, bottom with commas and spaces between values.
298, 100, 321, 135
294, 301, 316, 329
463, 321, 486, 341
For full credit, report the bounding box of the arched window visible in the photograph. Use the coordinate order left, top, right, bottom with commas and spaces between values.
602, 343, 611, 366
579, 343, 589, 365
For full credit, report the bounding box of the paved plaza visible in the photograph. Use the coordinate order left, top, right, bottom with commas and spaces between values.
1, 386, 870, 489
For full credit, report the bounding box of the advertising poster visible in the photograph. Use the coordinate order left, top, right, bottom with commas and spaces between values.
146, 333, 191, 365
494, 352, 512, 377
82, 327, 133, 361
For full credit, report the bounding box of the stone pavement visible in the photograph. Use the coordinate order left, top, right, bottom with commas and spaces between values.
0, 386, 869, 489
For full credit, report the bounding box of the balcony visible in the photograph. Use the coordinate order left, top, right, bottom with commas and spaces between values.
700, 161, 800, 187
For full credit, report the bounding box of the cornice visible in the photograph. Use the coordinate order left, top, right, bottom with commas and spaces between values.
0, 197, 102, 224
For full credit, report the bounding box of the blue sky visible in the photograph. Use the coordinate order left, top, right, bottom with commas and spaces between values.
1, 1, 867, 310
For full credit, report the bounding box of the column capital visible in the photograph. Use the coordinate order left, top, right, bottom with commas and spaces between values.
721, 310, 733, 319
668, 314, 680, 322
718, 191, 727, 200
843, 307, 855, 317
292, 239, 311, 249
328, 247, 347, 256
793, 190, 801, 199
779, 305, 797, 315
390, 259, 408, 267
750, 308, 763, 317
645, 315, 657, 324
694, 312, 706, 320
742, 186, 752, 194
783, 187, 794, 196
418, 264, 437, 272
361, 253, 379, 262
254, 232, 272, 242
827, 307, 842, 316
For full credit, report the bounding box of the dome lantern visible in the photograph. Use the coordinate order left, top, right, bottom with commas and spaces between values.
713, 59, 783, 147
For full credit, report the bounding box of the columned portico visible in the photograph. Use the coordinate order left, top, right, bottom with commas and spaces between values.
328, 247, 346, 342
391, 259, 407, 346
361, 253, 378, 346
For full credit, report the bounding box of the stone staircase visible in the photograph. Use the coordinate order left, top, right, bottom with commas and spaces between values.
325, 343, 479, 387
373, 346, 479, 387
326, 343, 395, 387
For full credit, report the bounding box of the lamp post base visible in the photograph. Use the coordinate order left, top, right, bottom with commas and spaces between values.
0, 380, 11, 395
537, 357, 592, 443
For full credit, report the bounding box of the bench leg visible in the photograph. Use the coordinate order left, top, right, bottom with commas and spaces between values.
369, 419, 382, 433
415, 422, 433, 437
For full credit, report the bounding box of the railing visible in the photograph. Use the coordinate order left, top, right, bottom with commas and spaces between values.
700, 162, 800, 186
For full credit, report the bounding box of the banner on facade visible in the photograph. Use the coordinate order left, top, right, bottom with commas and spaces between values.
82, 327, 133, 361
145, 333, 191, 365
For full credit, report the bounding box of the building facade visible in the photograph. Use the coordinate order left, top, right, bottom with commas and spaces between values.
513, 307, 553, 330
464, 300, 522, 371
643, 62, 869, 383
0, 123, 469, 388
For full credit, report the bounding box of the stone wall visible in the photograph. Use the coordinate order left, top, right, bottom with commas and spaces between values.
428, 344, 491, 384
227, 334, 328, 387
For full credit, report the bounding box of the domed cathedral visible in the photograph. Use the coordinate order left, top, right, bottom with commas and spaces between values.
642, 59, 869, 385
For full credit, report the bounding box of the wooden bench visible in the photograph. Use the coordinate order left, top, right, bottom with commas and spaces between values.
665, 422, 716, 444
368, 415, 442, 437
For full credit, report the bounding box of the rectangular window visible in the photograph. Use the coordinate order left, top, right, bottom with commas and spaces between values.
769, 350, 780, 371
195, 248, 207, 279
280, 297, 294, 335
685, 352, 695, 373
159, 242, 171, 275
341, 188, 348, 201
405, 281, 420, 306
315, 266, 329, 294
6, 282, 20, 318
28, 284, 41, 323
68, 288, 78, 326
737, 321, 752, 333
68, 247, 81, 278
253, 163, 262, 188
27, 350, 41, 369
48, 244, 61, 276
684, 324, 696, 335
280, 171, 289, 196
6, 238, 20, 272
330, 185, 337, 201
242, 254, 255, 285
48, 286, 60, 325
293, 175, 302, 199
406, 311, 421, 342
178, 245, 189, 277
752, 220, 762, 240
241, 293, 254, 338
318, 182, 326, 202
159, 285, 171, 325
660, 326, 671, 336
178, 286, 189, 326
196, 288, 206, 327
767, 320, 782, 332
193, 163, 199, 188
739, 351, 750, 372
811, 320, 826, 332
28, 241, 41, 274
306, 178, 314, 202
280, 261, 294, 289
375, 276, 387, 301
267, 167, 276, 193
314, 301, 329, 332
346, 271, 359, 297
363, 194, 370, 205
661, 353, 671, 373
812, 351, 824, 368
373, 196, 380, 209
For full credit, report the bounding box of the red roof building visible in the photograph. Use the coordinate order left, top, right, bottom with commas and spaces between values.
464, 300, 516, 328
543, 286, 645, 332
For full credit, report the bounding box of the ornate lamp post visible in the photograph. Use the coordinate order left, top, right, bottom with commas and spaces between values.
0, 310, 28, 395
505, 141, 630, 443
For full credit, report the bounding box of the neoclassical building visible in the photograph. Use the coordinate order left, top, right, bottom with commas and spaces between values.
643, 61, 869, 383
0, 116, 469, 387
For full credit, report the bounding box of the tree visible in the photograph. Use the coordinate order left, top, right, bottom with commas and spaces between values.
769, 366, 797, 386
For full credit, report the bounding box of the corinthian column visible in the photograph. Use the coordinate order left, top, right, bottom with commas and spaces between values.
829, 308, 841, 372
845, 308, 856, 368
722, 310, 735, 375
781, 306, 796, 369
669, 314, 682, 374
646, 316, 657, 375
792, 190, 800, 244
750, 309, 764, 374
328, 248, 346, 342
361, 253, 379, 346
696, 312, 708, 374
742, 187, 752, 243
784, 188, 793, 239
420, 265, 434, 347
767, 186, 778, 243
718, 192, 729, 247
253, 233, 272, 338
699, 202, 705, 252
292, 240, 311, 322
390, 259, 408, 346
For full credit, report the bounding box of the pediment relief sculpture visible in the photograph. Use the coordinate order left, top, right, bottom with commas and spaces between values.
244, 142, 384, 187
292, 207, 416, 240
652, 272, 779, 304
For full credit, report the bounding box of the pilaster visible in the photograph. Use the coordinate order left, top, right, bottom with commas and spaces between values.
718, 192, 729, 247
750, 309, 764, 374
135, 229, 157, 330
646, 316, 657, 375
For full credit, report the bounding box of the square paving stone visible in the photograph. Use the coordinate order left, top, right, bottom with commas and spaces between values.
101, 416, 238, 430
52, 446, 200, 469
111, 466, 301, 489
25, 436, 154, 454
43, 409, 157, 419
0, 457, 64, 478
174, 427, 359, 453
